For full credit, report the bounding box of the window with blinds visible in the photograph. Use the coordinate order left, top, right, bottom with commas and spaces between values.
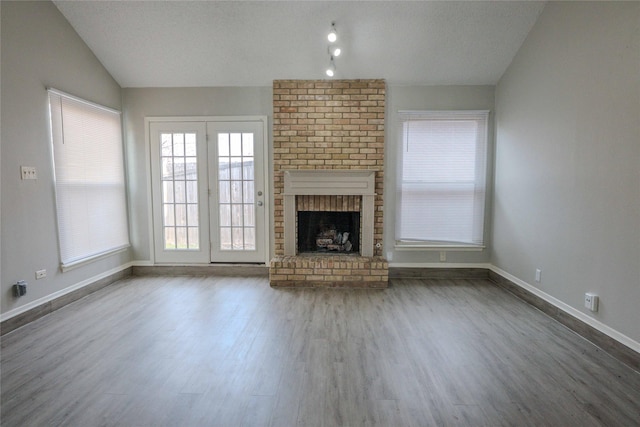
48, 89, 130, 268
396, 110, 489, 246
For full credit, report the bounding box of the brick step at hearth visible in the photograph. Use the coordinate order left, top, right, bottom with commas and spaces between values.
270, 255, 388, 288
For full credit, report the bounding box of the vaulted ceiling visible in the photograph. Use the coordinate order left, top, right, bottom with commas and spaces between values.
53, 1, 545, 88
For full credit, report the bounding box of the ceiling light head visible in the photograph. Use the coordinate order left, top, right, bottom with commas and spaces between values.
326, 57, 336, 77
329, 45, 342, 57
328, 22, 337, 43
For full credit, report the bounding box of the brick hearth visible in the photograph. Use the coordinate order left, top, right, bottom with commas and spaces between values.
270, 79, 388, 288
270, 255, 388, 288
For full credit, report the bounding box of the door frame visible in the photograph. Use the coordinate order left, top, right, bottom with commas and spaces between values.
145, 116, 270, 265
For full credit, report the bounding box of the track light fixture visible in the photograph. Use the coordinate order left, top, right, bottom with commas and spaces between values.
326, 57, 336, 77
328, 22, 337, 43
325, 22, 342, 78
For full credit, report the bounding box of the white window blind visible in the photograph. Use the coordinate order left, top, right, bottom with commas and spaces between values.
49, 89, 130, 267
397, 110, 489, 246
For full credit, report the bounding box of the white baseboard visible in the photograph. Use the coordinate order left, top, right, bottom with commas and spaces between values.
0, 262, 134, 322
389, 262, 492, 269
131, 260, 154, 267
489, 265, 640, 355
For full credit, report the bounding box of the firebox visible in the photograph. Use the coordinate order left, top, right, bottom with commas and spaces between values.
297, 211, 360, 254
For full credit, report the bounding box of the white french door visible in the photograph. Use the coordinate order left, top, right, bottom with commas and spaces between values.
149, 117, 268, 264
150, 122, 210, 263
207, 121, 267, 263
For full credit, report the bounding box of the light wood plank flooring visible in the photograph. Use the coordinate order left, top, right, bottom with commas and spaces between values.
2, 276, 639, 426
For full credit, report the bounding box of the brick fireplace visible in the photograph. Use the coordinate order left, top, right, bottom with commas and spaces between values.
269, 79, 388, 288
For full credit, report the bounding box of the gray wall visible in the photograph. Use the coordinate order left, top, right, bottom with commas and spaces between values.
493, 2, 640, 342
384, 85, 495, 265
122, 87, 273, 262
125, 86, 492, 265
0, 1, 129, 315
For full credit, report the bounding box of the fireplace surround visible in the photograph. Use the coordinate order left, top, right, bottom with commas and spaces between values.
283, 170, 375, 257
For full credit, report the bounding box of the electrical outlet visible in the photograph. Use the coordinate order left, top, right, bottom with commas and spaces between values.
439, 251, 446, 262
36, 269, 47, 280
535, 269, 542, 283
20, 166, 37, 180
585, 293, 599, 312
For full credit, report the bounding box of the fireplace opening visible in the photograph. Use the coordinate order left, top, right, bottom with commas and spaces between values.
297, 211, 360, 254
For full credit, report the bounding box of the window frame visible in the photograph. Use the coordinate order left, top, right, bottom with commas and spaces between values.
48, 88, 130, 270
395, 110, 490, 250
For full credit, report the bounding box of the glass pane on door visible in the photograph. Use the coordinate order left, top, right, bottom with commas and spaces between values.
160, 132, 199, 250
217, 132, 256, 251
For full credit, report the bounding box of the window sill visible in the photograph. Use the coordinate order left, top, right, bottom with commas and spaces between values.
394, 242, 485, 252
61, 245, 130, 272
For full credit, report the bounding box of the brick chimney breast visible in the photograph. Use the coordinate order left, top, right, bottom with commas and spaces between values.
270, 80, 388, 288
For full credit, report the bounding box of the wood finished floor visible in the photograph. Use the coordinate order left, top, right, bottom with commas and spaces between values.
1, 276, 639, 427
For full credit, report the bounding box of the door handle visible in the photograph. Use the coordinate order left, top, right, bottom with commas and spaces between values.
257, 201, 263, 206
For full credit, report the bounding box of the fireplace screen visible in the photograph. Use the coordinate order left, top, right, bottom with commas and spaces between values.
297, 211, 360, 254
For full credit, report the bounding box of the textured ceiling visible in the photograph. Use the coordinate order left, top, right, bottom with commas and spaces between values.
53, 1, 546, 88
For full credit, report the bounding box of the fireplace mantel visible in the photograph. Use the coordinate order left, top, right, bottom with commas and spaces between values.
284, 170, 375, 196
283, 170, 376, 257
